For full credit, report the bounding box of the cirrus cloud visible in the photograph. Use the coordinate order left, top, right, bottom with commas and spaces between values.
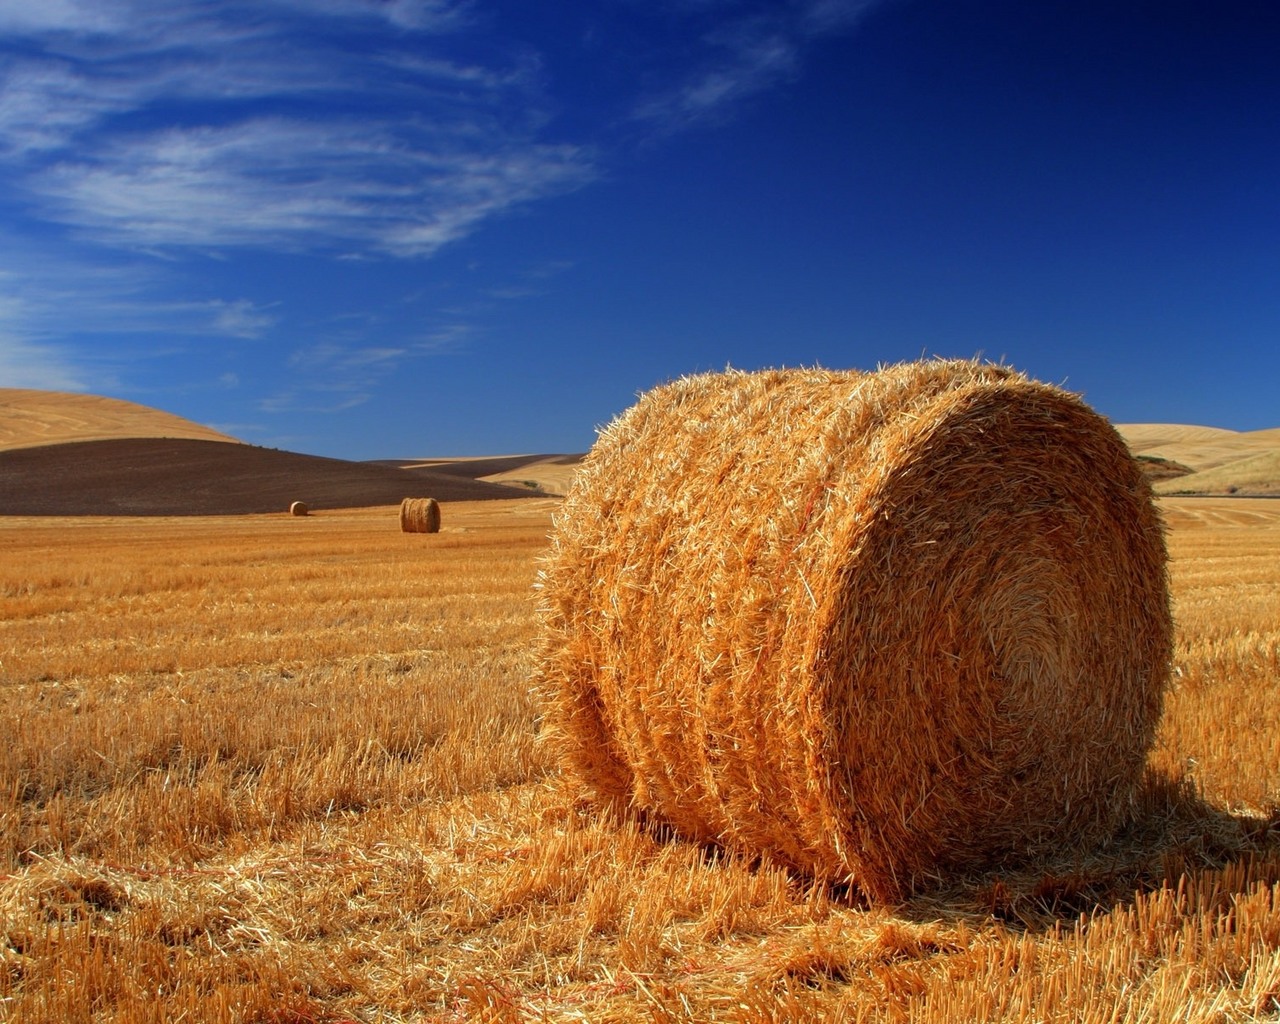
0, 0, 594, 258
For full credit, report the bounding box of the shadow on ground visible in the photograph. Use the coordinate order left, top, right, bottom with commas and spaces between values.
897, 769, 1280, 930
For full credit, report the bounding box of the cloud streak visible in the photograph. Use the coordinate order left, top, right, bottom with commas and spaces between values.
1, 1, 884, 260
0, 0, 467, 40
635, 0, 887, 130
0, 245, 278, 395
0, 333, 87, 391
0, 0, 594, 257
32, 119, 589, 256
258, 342, 409, 414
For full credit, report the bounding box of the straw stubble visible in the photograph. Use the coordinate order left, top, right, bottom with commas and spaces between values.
536, 359, 1172, 903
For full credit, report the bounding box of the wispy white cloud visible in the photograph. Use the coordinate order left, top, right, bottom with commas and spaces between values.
635, 0, 886, 130
1, 1, 880, 270
257, 388, 371, 415
32, 117, 587, 257
258, 317, 478, 412
0, 61, 130, 154
673, 33, 799, 118
0, 262, 113, 390
416, 323, 476, 353
288, 343, 409, 373
482, 259, 575, 300
0, 247, 278, 395
0, 0, 594, 258
525, 259, 575, 280
273, 0, 473, 31
259, 338, 423, 413
208, 300, 278, 339
0, 0, 468, 37
0, 332, 87, 391
801, 0, 887, 34
485, 284, 544, 300
0, 0, 125, 34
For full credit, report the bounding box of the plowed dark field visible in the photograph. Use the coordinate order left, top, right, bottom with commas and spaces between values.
0, 438, 535, 516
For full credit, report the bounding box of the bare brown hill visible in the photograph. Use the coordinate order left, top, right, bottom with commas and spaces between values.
0, 388, 239, 450
0, 438, 534, 516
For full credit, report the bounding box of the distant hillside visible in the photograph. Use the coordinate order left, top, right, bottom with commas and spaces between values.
392, 424, 1280, 499
5, 389, 1274, 511
0, 388, 239, 450
377, 454, 585, 497
1117, 423, 1280, 496
0, 389, 535, 515
1152, 449, 1280, 498
0, 438, 533, 516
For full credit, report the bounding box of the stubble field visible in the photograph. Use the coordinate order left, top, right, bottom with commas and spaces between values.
1, 497, 1278, 1022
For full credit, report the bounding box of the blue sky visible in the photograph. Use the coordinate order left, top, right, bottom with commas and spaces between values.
1, 0, 1277, 458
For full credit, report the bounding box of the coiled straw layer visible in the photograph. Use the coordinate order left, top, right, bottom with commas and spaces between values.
536, 359, 1171, 903
400, 497, 441, 533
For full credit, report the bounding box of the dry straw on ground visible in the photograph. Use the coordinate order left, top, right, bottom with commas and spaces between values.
537, 358, 1173, 903
400, 496, 441, 533
289, 500, 308, 516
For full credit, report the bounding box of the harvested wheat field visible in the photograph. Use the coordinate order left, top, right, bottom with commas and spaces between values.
2, 496, 1279, 1022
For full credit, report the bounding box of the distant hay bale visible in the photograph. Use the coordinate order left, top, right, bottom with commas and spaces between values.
289, 501, 309, 516
400, 497, 441, 534
536, 359, 1172, 903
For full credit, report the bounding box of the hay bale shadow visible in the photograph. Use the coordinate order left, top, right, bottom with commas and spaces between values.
896, 768, 1280, 931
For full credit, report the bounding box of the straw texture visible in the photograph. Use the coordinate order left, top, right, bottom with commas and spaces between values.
400, 497, 441, 533
536, 359, 1172, 903
288, 501, 309, 517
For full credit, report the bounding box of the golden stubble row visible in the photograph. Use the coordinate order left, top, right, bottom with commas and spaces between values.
1150, 499, 1280, 814
0, 504, 552, 869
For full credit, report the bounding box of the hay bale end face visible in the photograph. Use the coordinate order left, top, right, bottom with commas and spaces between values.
399, 497, 441, 533
289, 501, 309, 516
536, 359, 1172, 903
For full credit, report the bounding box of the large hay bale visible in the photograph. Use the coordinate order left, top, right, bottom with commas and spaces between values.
289, 501, 309, 516
400, 497, 441, 534
536, 359, 1171, 903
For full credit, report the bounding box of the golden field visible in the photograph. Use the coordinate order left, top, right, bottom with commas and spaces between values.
1, 497, 1278, 1023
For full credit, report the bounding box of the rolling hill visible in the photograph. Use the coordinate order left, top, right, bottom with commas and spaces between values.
0, 388, 241, 450
0, 389, 536, 515
374, 454, 585, 497
3, 389, 1277, 514
1116, 423, 1280, 496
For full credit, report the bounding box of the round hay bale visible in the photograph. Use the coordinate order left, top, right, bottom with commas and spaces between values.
536, 359, 1172, 903
289, 501, 309, 516
399, 497, 441, 534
